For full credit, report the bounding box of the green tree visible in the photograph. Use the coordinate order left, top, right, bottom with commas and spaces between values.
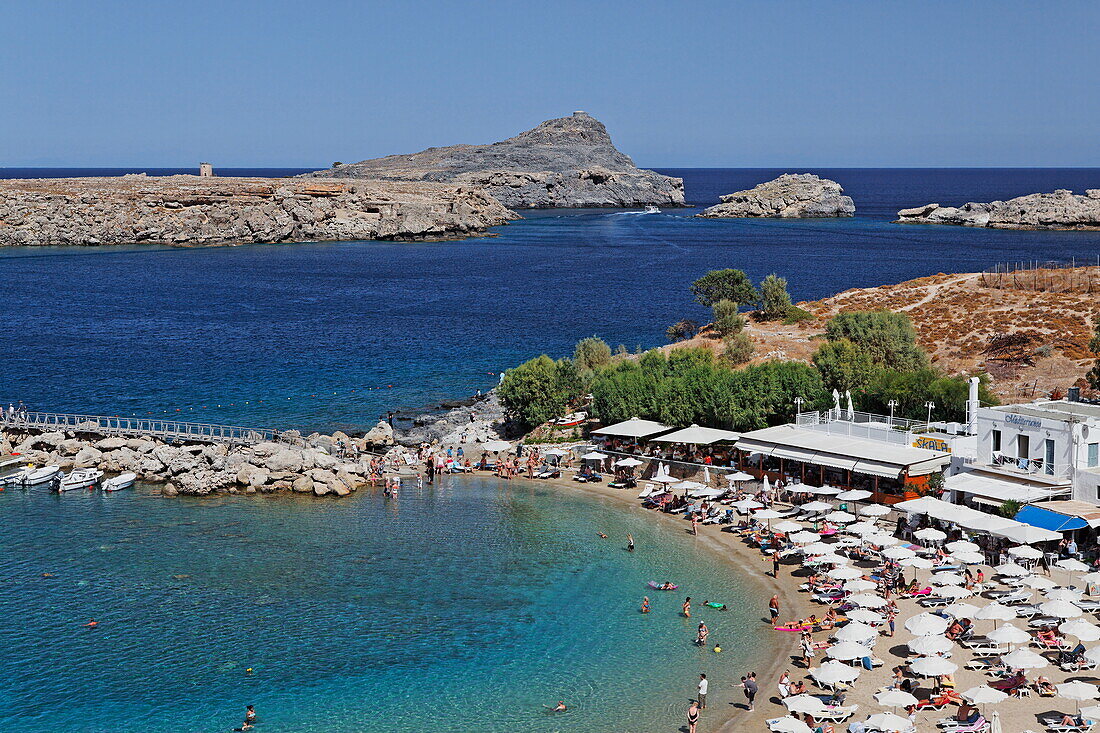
812, 338, 874, 392
712, 299, 746, 337
998, 499, 1022, 519
573, 336, 612, 372
498, 355, 579, 430
857, 369, 997, 423
723, 332, 754, 365
1087, 318, 1100, 391
690, 269, 759, 308
758, 274, 793, 320
824, 310, 929, 371
666, 319, 699, 342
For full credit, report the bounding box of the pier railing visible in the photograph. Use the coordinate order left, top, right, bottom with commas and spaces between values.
0, 411, 282, 446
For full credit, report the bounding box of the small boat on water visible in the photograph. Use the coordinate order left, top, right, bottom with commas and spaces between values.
644, 205, 660, 214
552, 411, 587, 428
1, 465, 61, 488
56, 468, 103, 492
102, 472, 137, 492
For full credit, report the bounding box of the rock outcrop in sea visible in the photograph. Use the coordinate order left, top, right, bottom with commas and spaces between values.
302, 111, 685, 209
895, 189, 1100, 230
697, 174, 855, 219
0, 175, 515, 247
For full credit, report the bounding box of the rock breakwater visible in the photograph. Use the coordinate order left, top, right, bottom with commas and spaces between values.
895, 189, 1100, 230
0, 175, 515, 247
303, 111, 685, 209
698, 174, 855, 219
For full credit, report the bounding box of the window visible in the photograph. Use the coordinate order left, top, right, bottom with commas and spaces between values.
1089, 442, 1099, 468
992, 429, 1002, 453
1017, 434, 1029, 459
1045, 438, 1055, 475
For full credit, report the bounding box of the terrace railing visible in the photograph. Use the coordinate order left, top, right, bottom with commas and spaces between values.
0, 411, 282, 446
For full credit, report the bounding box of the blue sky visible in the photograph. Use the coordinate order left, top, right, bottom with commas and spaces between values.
2, 0, 1098, 167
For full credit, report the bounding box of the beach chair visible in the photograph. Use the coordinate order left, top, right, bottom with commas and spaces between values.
918, 691, 963, 710
937, 716, 988, 733
1035, 630, 1069, 649
965, 657, 1007, 674
1042, 715, 1095, 733
815, 704, 858, 723
997, 588, 1032, 605
919, 596, 951, 608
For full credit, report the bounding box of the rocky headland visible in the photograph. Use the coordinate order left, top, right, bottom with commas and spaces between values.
896, 189, 1100, 230
302, 111, 685, 209
697, 174, 855, 219
0, 175, 515, 247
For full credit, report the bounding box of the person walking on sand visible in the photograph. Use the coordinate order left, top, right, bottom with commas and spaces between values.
769, 594, 780, 625
772, 552, 781, 578
687, 700, 699, 733
778, 670, 791, 698
740, 672, 757, 711
683, 597, 691, 618
800, 631, 815, 669
697, 673, 708, 710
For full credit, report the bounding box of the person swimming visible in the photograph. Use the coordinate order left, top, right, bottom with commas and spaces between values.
84, 619, 98, 628
543, 701, 567, 712
641, 596, 650, 613
597, 532, 608, 539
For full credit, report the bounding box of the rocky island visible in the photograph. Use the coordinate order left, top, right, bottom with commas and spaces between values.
303, 111, 685, 209
896, 189, 1100, 230
0, 174, 515, 247
698, 173, 855, 219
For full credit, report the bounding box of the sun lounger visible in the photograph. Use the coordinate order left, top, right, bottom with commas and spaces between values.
919, 596, 951, 608
937, 716, 988, 733
965, 656, 1008, 673
1035, 631, 1069, 649
1042, 715, 1095, 733
815, 704, 858, 722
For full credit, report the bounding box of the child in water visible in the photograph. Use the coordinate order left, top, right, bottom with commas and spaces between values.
641, 596, 650, 613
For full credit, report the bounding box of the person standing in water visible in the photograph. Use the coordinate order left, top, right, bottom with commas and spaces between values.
697, 673, 708, 710
627, 534, 635, 552
641, 596, 650, 614
686, 700, 700, 733
682, 597, 691, 618
769, 594, 780, 625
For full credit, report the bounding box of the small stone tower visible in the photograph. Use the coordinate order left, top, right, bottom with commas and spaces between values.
199, 162, 214, 177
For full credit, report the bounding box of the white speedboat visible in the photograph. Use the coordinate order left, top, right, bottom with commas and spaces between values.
56, 468, 103, 492
3, 465, 62, 488
644, 205, 660, 214
102, 472, 137, 492
0, 466, 34, 487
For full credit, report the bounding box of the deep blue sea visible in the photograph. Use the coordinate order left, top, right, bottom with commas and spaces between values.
1, 167, 1099, 432
0, 477, 767, 733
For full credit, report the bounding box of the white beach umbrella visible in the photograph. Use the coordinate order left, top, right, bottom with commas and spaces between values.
909, 656, 958, 677
754, 509, 783, 521
859, 504, 891, 518
834, 622, 878, 643
847, 608, 885, 625
811, 660, 860, 685
1040, 599, 1083, 619
1008, 545, 1044, 560
947, 540, 981, 553
845, 579, 879, 594
829, 641, 873, 661
988, 623, 1031, 647
801, 501, 832, 513
673, 480, 706, 491
1082, 571, 1100, 585
976, 602, 1018, 623
864, 533, 900, 547
837, 489, 873, 502
582, 451, 608, 460
905, 613, 950, 636
849, 594, 888, 609
783, 693, 829, 715
1000, 648, 1048, 669
614, 456, 642, 467
1086, 646, 1100, 667
1060, 618, 1100, 641
829, 566, 863, 581
774, 520, 803, 534
1057, 681, 1100, 711
908, 635, 952, 656
812, 486, 842, 496
1046, 588, 1084, 603
1022, 576, 1058, 590
952, 551, 986, 565
725, 470, 754, 483
768, 716, 814, 733
825, 510, 856, 523
651, 463, 676, 483
812, 554, 848, 565
864, 712, 912, 732
914, 528, 947, 543
731, 498, 764, 511
943, 602, 980, 619
874, 688, 919, 709
937, 585, 974, 600
482, 440, 512, 453
963, 685, 1008, 705
789, 530, 821, 544
900, 556, 934, 570
931, 572, 965, 586
1059, 559, 1092, 573
995, 562, 1031, 577
803, 541, 835, 556
882, 546, 916, 561
847, 522, 879, 536
834, 536, 862, 548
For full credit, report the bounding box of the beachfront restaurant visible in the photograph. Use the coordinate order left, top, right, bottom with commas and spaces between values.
734, 424, 952, 504
591, 419, 740, 467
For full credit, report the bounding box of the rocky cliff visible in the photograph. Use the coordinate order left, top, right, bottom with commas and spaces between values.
896, 189, 1100, 230
0, 174, 515, 247
303, 111, 685, 209
697, 174, 855, 218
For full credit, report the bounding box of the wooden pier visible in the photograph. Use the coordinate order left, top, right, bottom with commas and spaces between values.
0, 411, 283, 446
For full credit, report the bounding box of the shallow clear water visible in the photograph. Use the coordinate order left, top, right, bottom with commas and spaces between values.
1, 168, 1098, 432
0, 477, 770, 733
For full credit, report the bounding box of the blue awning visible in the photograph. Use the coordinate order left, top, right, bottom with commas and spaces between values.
1015, 505, 1088, 532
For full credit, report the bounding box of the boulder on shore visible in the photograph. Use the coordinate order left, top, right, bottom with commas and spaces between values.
698, 174, 855, 219
895, 189, 1100, 230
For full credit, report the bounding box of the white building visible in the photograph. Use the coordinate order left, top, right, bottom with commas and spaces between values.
951, 399, 1100, 507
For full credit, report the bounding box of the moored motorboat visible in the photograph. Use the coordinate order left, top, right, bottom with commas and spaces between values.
102, 472, 137, 492
0, 466, 33, 487
2, 465, 62, 488
644, 205, 660, 214
56, 468, 103, 492
552, 411, 587, 428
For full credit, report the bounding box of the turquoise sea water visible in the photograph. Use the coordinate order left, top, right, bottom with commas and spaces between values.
0, 477, 771, 732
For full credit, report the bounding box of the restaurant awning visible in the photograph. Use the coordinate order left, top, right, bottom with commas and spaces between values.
946, 472, 1069, 505
894, 496, 1019, 533
1015, 505, 1089, 532
650, 424, 739, 445
591, 418, 672, 439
